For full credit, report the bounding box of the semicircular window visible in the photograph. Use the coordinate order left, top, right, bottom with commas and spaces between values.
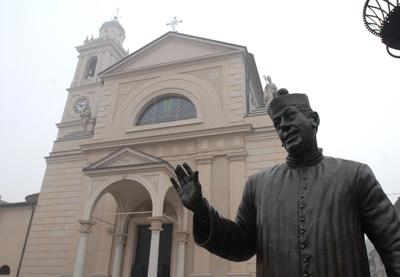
137, 94, 197, 126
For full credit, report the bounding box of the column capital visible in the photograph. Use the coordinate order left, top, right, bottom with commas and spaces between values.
148, 216, 164, 231
195, 155, 214, 165
175, 230, 189, 242
78, 220, 95, 234
227, 151, 247, 161
115, 232, 128, 245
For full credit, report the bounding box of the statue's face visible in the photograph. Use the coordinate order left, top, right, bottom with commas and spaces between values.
272, 106, 318, 157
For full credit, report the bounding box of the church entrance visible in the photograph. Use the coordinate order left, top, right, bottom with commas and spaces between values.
131, 224, 173, 277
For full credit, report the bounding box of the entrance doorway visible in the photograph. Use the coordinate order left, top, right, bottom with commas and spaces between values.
131, 224, 173, 277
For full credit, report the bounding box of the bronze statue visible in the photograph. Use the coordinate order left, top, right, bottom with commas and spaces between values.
170, 89, 400, 277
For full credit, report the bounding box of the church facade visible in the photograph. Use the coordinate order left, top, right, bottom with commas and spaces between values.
11, 19, 287, 277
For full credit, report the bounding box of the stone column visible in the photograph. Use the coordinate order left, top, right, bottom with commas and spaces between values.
112, 233, 127, 277
73, 220, 95, 277
191, 155, 213, 277
226, 152, 251, 277
147, 217, 164, 277
175, 230, 189, 277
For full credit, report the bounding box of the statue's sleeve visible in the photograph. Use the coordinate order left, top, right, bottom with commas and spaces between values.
192, 175, 257, 262
358, 164, 400, 276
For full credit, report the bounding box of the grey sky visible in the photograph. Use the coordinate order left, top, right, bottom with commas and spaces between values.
0, 0, 399, 202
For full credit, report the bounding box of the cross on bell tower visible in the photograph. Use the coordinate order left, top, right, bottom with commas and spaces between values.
167, 16, 183, 32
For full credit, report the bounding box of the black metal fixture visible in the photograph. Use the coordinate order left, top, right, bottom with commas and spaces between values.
363, 0, 400, 58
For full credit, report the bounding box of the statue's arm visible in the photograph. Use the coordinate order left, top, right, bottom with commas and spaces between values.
193, 176, 257, 262
358, 164, 400, 276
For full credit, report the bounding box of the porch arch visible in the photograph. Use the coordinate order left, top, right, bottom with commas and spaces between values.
83, 176, 157, 221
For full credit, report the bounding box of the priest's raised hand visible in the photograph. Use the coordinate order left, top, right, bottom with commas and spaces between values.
170, 163, 205, 214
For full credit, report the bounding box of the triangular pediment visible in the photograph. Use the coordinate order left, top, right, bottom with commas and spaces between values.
100, 32, 246, 76
84, 147, 165, 171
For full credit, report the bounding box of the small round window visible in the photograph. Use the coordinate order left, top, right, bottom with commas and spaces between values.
137, 94, 196, 126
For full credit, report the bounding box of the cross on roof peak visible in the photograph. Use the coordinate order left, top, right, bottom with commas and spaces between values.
167, 16, 183, 32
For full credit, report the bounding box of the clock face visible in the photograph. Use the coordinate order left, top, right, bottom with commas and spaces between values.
73, 97, 90, 114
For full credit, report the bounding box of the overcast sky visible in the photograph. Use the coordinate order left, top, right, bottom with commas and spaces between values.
0, 0, 399, 203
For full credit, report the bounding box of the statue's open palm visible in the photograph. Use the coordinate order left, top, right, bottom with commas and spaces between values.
170, 163, 203, 213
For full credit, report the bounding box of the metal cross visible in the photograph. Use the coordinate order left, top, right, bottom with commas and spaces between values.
167, 16, 183, 32
113, 8, 120, 20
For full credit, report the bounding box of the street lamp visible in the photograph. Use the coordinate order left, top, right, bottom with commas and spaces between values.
363, 0, 400, 58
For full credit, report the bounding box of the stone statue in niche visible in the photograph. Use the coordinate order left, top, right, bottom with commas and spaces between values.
80, 106, 91, 132
170, 88, 400, 277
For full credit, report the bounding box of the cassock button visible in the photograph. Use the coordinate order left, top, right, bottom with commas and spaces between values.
300, 216, 305, 222
300, 204, 305, 209
301, 243, 306, 249
302, 257, 308, 263
300, 229, 306, 234
303, 273, 308, 277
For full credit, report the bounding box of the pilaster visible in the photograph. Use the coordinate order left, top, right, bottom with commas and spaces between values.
191, 155, 213, 277
227, 152, 250, 275
73, 220, 96, 277
175, 230, 189, 277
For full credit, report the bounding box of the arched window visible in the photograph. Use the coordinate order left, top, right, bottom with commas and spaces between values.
0, 265, 10, 275
86, 56, 97, 79
137, 94, 196, 126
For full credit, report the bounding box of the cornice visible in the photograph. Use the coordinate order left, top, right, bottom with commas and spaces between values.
45, 149, 86, 164
244, 126, 278, 142
76, 39, 126, 58
82, 162, 175, 177
81, 124, 254, 152
56, 119, 82, 128
67, 82, 102, 93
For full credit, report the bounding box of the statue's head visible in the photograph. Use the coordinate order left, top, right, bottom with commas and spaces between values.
268, 89, 320, 157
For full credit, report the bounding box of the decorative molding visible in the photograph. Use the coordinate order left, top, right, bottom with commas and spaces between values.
227, 151, 247, 161
143, 174, 159, 185
80, 124, 254, 152
83, 162, 174, 177
45, 150, 86, 164
56, 119, 83, 128
76, 39, 126, 60
57, 130, 93, 141
126, 117, 202, 134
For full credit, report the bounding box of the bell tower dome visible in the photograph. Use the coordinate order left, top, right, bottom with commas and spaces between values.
99, 16, 126, 45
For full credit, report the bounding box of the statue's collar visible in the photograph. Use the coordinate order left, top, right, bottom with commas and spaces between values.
286, 148, 324, 168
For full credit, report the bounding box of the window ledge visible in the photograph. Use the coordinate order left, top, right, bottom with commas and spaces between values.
126, 118, 202, 133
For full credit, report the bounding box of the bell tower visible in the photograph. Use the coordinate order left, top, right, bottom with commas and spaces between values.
56, 18, 128, 140
71, 17, 127, 87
